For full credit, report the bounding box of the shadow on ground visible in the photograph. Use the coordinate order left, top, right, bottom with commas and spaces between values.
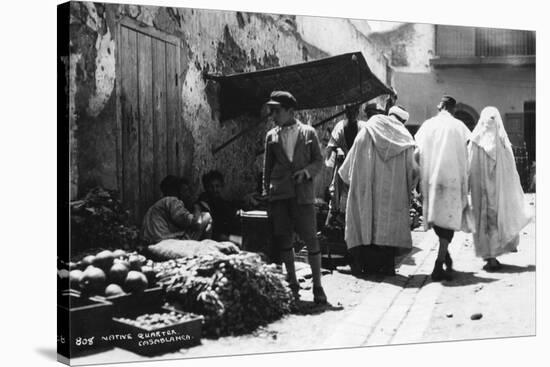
376, 270, 498, 288
373, 273, 429, 288
332, 270, 427, 290
395, 246, 423, 266
291, 300, 345, 315
334, 245, 424, 277
335, 271, 393, 283
486, 264, 536, 274
436, 270, 498, 287
36, 348, 57, 361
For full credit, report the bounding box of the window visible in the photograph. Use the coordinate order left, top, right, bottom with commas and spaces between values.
435, 25, 535, 58
475, 28, 535, 57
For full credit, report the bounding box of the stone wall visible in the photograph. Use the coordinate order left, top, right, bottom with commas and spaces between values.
68, 1, 390, 208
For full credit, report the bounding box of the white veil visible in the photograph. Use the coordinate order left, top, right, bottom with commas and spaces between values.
470, 106, 511, 160
470, 106, 531, 245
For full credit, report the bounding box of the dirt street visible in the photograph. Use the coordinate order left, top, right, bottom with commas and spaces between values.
73, 195, 536, 365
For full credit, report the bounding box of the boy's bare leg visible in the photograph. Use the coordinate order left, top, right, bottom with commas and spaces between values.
304, 237, 322, 288
277, 235, 298, 286
305, 236, 327, 303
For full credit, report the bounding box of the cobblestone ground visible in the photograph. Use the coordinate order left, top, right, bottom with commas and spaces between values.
74, 195, 536, 365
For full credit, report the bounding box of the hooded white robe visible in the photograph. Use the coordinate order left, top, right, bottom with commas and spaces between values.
339, 114, 417, 249
469, 107, 531, 258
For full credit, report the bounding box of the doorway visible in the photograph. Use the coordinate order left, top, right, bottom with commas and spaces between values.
454, 110, 476, 131
454, 103, 479, 131
116, 18, 183, 223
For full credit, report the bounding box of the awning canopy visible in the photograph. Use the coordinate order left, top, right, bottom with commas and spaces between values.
205, 52, 393, 121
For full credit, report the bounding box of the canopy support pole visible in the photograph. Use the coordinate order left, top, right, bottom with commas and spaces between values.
212, 100, 372, 155
212, 123, 262, 155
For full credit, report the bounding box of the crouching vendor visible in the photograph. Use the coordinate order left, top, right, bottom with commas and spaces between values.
142, 175, 212, 244
198, 170, 240, 242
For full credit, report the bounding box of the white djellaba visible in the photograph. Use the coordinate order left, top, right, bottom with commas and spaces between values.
468, 106, 532, 267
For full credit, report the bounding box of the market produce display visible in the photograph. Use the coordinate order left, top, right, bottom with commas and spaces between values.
60, 249, 156, 297
80, 266, 108, 294
70, 187, 143, 252
124, 271, 149, 293
105, 284, 126, 297
109, 262, 130, 285
155, 252, 294, 337
115, 311, 199, 331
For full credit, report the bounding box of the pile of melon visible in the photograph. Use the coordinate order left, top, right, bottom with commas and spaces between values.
68, 250, 157, 297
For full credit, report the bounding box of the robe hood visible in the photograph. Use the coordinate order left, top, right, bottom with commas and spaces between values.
365, 115, 416, 161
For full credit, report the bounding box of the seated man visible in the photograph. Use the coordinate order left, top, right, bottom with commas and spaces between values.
142, 175, 212, 244
198, 170, 237, 241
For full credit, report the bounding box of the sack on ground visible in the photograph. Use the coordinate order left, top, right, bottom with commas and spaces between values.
147, 239, 240, 261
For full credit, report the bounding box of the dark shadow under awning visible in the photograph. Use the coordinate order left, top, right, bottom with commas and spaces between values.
205, 52, 393, 121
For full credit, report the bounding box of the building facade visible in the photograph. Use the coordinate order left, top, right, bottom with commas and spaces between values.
64, 2, 392, 222
388, 24, 535, 162
65, 3, 535, 222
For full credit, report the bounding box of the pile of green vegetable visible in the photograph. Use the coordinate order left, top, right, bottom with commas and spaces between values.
155, 252, 294, 337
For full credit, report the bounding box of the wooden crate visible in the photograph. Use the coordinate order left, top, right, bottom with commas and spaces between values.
97, 285, 165, 318
112, 306, 203, 356
58, 292, 114, 357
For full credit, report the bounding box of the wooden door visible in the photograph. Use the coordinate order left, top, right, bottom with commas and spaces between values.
117, 19, 182, 223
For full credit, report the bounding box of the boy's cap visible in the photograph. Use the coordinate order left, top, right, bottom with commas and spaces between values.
266, 91, 297, 109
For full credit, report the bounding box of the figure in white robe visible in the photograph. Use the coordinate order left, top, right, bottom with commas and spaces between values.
414, 95, 473, 281
469, 106, 531, 271
339, 106, 418, 275
415, 111, 472, 232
